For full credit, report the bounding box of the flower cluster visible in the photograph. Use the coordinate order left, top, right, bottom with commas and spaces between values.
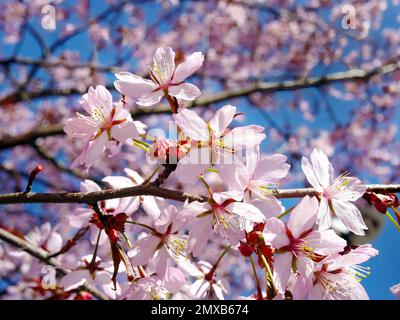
4, 47, 386, 301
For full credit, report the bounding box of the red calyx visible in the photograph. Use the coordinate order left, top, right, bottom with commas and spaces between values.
89, 212, 128, 244
363, 191, 399, 214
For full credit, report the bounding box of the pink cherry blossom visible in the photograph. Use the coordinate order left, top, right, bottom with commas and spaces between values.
182, 191, 265, 257
173, 105, 266, 184
119, 267, 186, 300
114, 47, 204, 107
180, 259, 229, 300
263, 196, 347, 294
59, 255, 112, 293
64, 85, 139, 169
301, 148, 368, 235
24, 222, 63, 255
128, 205, 189, 279
230, 147, 290, 218
301, 244, 379, 300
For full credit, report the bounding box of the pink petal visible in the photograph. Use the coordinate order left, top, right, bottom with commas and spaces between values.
69, 208, 92, 228
168, 83, 201, 101
136, 89, 164, 107
263, 217, 290, 248
111, 121, 139, 144
245, 148, 260, 178
128, 235, 160, 265
59, 270, 89, 291
301, 156, 323, 191
328, 244, 378, 269
164, 267, 186, 293
174, 162, 208, 184
46, 232, 63, 254
304, 229, 347, 256
142, 196, 161, 220
102, 176, 133, 188
223, 125, 265, 149
332, 199, 367, 235
316, 197, 331, 230
273, 252, 292, 293
80, 179, 101, 192
292, 256, 314, 299
172, 51, 204, 83
254, 154, 290, 183
153, 47, 176, 84
228, 202, 265, 232
74, 131, 108, 168
88, 85, 113, 115
248, 197, 283, 219
124, 168, 144, 184
332, 177, 367, 201
189, 216, 213, 257
208, 105, 236, 138
287, 196, 318, 238
114, 71, 157, 98
218, 159, 250, 192
310, 148, 333, 188
64, 117, 97, 139
173, 108, 209, 141
156, 246, 170, 278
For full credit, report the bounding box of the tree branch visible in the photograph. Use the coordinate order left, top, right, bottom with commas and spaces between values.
0, 184, 398, 205
0, 227, 108, 300
0, 184, 206, 205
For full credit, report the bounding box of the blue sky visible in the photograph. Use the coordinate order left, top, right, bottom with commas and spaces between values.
1, 0, 399, 299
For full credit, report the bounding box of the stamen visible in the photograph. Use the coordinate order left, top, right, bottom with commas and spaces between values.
212, 207, 240, 238
348, 265, 371, 282
165, 234, 188, 262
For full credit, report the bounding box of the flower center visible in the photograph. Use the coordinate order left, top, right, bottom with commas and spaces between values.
164, 234, 188, 261
323, 172, 351, 200
316, 271, 353, 300
212, 205, 239, 236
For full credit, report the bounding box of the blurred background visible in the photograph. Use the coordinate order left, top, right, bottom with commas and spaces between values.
0, 0, 399, 299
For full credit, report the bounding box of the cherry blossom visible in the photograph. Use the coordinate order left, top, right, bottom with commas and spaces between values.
231, 147, 290, 217
64, 85, 140, 169
301, 148, 368, 235
119, 266, 186, 300
182, 191, 265, 257
263, 196, 347, 294
180, 259, 229, 300
128, 205, 189, 278
298, 244, 379, 300
173, 105, 266, 184
59, 255, 113, 293
0, 2, 398, 300
114, 47, 204, 107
